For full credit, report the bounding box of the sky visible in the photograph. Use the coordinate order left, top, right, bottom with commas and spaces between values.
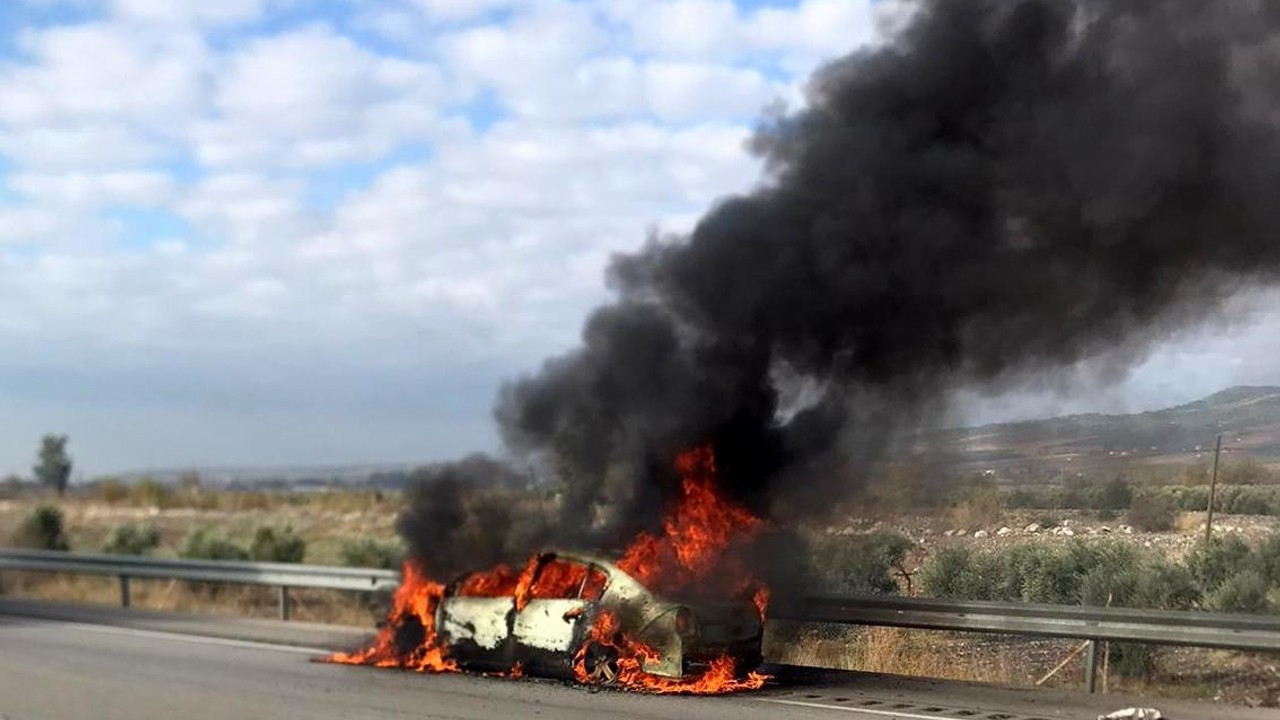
0, 0, 1277, 478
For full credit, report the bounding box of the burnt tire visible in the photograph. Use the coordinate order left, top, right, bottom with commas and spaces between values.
582, 645, 620, 687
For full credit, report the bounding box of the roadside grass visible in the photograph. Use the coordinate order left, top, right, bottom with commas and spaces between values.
767, 623, 1249, 703
767, 622, 1024, 686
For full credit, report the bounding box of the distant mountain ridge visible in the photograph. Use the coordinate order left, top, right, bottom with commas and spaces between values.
104, 386, 1280, 488
934, 385, 1280, 476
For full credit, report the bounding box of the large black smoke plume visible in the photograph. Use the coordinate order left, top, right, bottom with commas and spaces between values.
417, 0, 1280, 567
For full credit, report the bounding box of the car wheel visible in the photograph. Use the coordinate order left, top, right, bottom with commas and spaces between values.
582, 645, 620, 686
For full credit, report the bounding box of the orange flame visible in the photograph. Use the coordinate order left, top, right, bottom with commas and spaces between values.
572, 609, 768, 694
329, 562, 456, 672
328, 444, 770, 694
617, 446, 767, 605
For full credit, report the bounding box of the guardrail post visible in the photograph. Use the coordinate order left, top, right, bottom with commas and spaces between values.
278, 585, 290, 621
1084, 639, 1099, 693
119, 575, 131, 608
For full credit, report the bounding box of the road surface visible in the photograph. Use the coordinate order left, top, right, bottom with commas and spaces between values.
0, 599, 1265, 720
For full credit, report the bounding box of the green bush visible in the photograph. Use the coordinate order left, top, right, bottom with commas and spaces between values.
1005, 488, 1039, 509
178, 529, 248, 561
1206, 570, 1272, 614
339, 537, 404, 569
1108, 643, 1155, 678
248, 526, 306, 563
13, 504, 69, 550
1153, 485, 1280, 516
1132, 562, 1200, 610
920, 547, 1000, 600
1097, 477, 1134, 511
102, 523, 161, 555
1186, 536, 1254, 593
806, 532, 914, 595
1255, 533, 1280, 586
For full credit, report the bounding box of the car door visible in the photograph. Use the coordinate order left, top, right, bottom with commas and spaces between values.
511, 557, 606, 676
437, 595, 515, 671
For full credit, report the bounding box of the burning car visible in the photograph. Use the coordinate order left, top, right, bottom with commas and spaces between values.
331, 446, 770, 693
439, 550, 763, 684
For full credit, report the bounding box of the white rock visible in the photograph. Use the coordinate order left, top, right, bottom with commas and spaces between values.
1024, 523, 1042, 533
1098, 526, 1112, 534
943, 529, 955, 537
974, 530, 989, 539
996, 527, 1013, 537
956, 529, 968, 537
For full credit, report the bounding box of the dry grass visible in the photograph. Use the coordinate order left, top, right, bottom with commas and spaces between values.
0, 491, 402, 626
0, 493, 403, 565
766, 622, 1026, 686
1173, 511, 1206, 533
948, 485, 1006, 530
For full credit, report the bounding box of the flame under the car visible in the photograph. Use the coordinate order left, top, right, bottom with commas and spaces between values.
329, 445, 769, 694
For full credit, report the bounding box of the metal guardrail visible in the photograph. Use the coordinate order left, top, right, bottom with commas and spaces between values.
0, 548, 398, 620
6, 550, 1280, 693
777, 595, 1280, 692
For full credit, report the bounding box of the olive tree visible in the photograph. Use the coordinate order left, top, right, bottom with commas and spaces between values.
34, 434, 72, 497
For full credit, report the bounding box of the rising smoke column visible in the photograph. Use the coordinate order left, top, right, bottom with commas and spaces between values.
494, 0, 1280, 546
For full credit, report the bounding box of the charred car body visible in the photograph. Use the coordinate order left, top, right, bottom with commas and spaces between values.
436, 551, 763, 683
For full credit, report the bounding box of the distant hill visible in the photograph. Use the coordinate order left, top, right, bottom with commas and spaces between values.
932, 386, 1280, 477
99, 386, 1280, 489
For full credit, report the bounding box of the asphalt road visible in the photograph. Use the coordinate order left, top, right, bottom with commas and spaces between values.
0, 600, 1267, 720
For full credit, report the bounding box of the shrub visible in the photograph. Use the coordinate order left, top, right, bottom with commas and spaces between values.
95, 478, 129, 505
102, 523, 161, 555
1206, 570, 1272, 614
1126, 494, 1177, 532
1186, 536, 1254, 594
1097, 476, 1134, 511
994, 544, 1066, 603
1133, 562, 1201, 610
130, 478, 173, 508
339, 537, 404, 570
1006, 488, 1040, 509
920, 547, 999, 600
1108, 643, 1155, 678
13, 504, 69, 550
248, 526, 306, 563
178, 529, 248, 561
1224, 486, 1278, 515
1080, 564, 1138, 607
1255, 533, 1280, 586
1033, 513, 1060, 530
949, 484, 1004, 529
806, 532, 914, 595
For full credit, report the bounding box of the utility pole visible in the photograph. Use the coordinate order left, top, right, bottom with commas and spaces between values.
1204, 433, 1223, 543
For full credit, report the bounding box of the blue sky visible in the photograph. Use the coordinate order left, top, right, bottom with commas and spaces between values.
0, 0, 1276, 478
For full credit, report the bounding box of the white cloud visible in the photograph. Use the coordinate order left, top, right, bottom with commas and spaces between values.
194, 25, 445, 168
178, 173, 312, 245
408, 0, 529, 22
110, 0, 267, 27
0, 23, 207, 131
643, 61, 774, 121
625, 0, 742, 59
8, 170, 173, 208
